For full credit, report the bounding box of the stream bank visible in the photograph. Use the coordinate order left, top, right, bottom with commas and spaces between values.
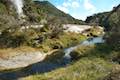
0, 36, 105, 80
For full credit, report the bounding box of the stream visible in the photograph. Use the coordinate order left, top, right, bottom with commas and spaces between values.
0, 36, 104, 80
64, 36, 105, 59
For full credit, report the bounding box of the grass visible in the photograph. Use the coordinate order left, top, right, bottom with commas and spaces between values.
0, 31, 86, 58
0, 27, 86, 53
23, 58, 113, 80
22, 44, 120, 80
38, 32, 86, 52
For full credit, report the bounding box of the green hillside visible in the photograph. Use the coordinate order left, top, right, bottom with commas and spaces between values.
0, 1, 119, 80
85, 4, 120, 31
0, 0, 86, 50
86, 4, 120, 50
0, 0, 85, 30
32, 1, 84, 24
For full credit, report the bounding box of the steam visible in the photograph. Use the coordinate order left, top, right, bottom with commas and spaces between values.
10, 0, 24, 18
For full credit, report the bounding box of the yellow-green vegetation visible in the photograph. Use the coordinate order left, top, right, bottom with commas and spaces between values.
86, 4, 120, 50
22, 44, 120, 80
0, 25, 86, 53
38, 32, 86, 52
58, 33, 86, 47
83, 26, 104, 37
0, 0, 85, 29
23, 60, 113, 80
0, 3, 6, 14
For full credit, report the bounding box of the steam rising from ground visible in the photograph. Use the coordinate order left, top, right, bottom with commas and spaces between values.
10, 0, 24, 18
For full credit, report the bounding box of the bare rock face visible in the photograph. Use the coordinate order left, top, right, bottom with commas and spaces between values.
0, 52, 46, 71
0, 49, 64, 71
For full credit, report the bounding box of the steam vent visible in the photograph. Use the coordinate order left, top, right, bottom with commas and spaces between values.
10, 0, 26, 20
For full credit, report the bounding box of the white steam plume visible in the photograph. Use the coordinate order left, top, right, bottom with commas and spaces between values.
10, 0, 24, 17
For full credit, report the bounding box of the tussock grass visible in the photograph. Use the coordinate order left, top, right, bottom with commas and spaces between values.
38, 32, 86, 52
22, 44, 120, 80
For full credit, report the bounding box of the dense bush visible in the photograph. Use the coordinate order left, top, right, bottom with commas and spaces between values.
105, 5, 120, 50
86, 4, 120, 50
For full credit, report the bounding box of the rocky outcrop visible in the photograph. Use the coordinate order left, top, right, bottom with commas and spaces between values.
0, 51, 46, 71
0, 49, 64, 71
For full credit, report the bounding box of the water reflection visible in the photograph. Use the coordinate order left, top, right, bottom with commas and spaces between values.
64, 36, 105, 59
0, 37, 104, 80
0, 52, 70, 80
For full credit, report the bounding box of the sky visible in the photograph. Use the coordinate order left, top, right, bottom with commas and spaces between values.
40, 0, 120, 20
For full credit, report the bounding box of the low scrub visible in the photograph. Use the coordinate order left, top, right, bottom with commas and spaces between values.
22, 44, 120, 80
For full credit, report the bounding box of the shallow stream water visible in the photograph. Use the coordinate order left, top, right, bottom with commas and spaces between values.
0, 36, 104, 80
